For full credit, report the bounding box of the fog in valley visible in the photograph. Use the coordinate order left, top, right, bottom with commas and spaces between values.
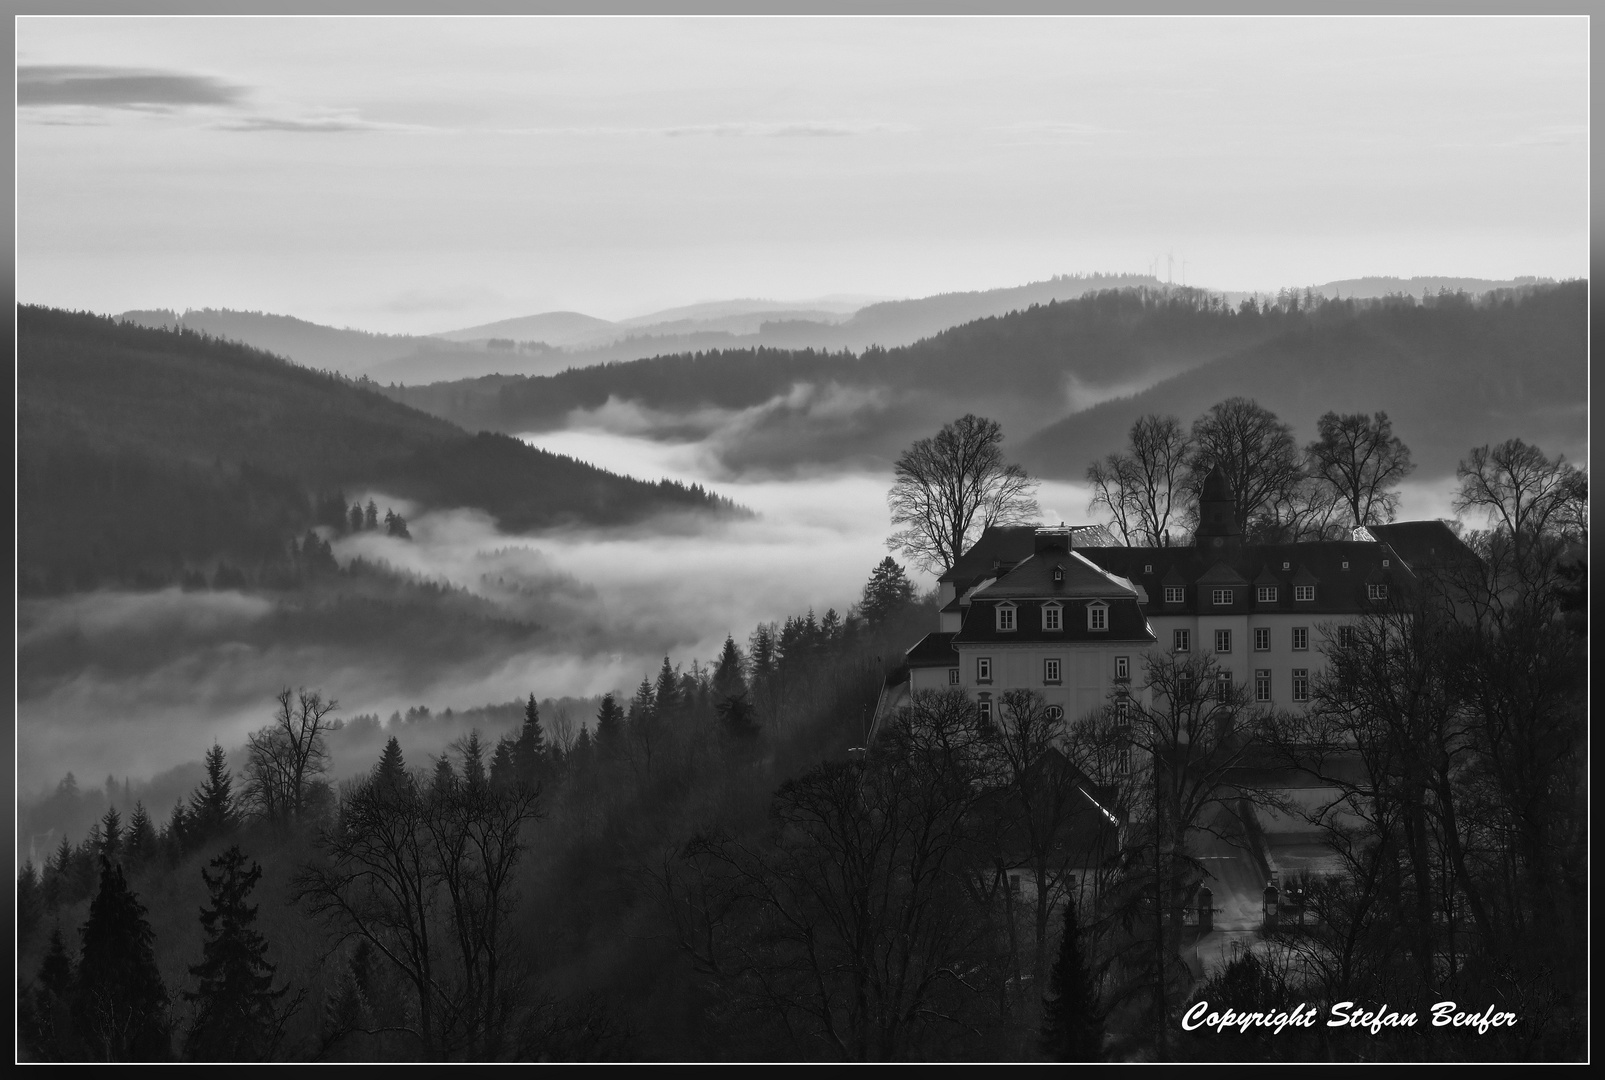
18, 403, 1466, 803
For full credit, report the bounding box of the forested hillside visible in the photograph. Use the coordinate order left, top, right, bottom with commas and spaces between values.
384, 282, 1586, 480
18, 307, 743, 592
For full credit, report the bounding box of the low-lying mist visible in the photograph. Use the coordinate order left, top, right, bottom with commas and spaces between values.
17, 418, 1464, 803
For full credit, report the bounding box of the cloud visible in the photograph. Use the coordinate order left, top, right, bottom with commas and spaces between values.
214, 112, 426, 135
18, 64, 247, 110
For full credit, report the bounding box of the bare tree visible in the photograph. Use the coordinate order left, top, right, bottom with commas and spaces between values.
1187, 398, 1304, 532
1086, 414, 1192, 546
1306, 410, 1415, 528
1454, 439, 1584, 564
244, 688, 337, 824
887, 414, 1039, 574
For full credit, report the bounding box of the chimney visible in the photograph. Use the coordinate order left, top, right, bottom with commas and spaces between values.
1034, 525, 1072, 556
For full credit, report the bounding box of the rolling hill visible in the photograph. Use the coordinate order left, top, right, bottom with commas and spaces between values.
18, 306, 743, 593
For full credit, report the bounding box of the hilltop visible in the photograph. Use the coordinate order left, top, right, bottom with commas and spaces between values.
18, 306, 744, 592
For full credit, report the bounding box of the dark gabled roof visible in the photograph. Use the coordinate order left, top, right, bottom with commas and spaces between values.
940, 525, 1037, 585
1196, 562, 1250, 587
973, 549, 1136, 600
905, 632, 960, 668
1077, 539, 1418, 616
1364, 521, 1480, 572
954, 597, 1156, 645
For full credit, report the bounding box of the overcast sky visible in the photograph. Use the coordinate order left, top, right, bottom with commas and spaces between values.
17, 16, 1588, 335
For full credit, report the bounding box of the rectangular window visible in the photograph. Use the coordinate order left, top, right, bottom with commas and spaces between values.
1215, 629, 1231, 654
998, 605, 1016, 631
1292, 627, 1308, 651
1164, 586, 1184, 604
1044, 658, 1061, 684
1009, 873, 1022, 898
1292, 669, 1309, 703
1089, 605, 1107, 631
1212, 588, 1233, 606
1116, 748, 1132, 776
1255, 669, 1271, 702
1254, 627, 1270, 651
1115, 696, 1130, 727
1368, 583, 1389, 600
1257, 585, 1277, 603
977, 657, 992, 683
1115, 655, 1130, 680
1294, 585, 1315, 602
1338, 626, 1354, 648
1216, 671, 1233, 702
1173, 628, 1190, 653
978, 699, 993, 725
948, 667, 960, 685
1043, 605, 1062, 631
1177, 676, 1194, 702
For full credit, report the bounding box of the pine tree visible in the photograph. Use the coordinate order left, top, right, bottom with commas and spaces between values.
459, 731, 488, 791
348, 504, 364, 533
652, 658, 679, 722
189, 742, 238, 844
859, 556, 917, 627
431, 755, 456, 793
76, 857, 171, 1060
20, 924, 78, 1060
514, 694, 546, 785
183, 846, 294, 1061
594, 693, 625, 759
1040, 899, 1103, 1061
363, 499, 379, 530
711, 636, 748, 701
163, 799, 190, 862
375, 736, 408, 793
19, 861, 45, 944
126, 803, 158, 865
99, 806, 123, 861
748, 624, 777, 682
489, 737, 517, 791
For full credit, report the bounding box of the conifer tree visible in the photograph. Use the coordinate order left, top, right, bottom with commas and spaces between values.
20, 924, 78, 1060
189, 742, 238, 843
126, 803, 158, 865
363, 499, 379, 530
19, 861, 45, 943
76, 857, 171, 1060
711, 636, 748, 701
431, 755, 457, 793
374, 736, 408, 793
459, 731, 488, 791
163, 799, 190, 861
514, 693, 546, 784
99, 806, 123, 861
489, 737, 517, 791
652, 658, 679, 722
183, 846, 294, 1061
348, 504, 364, 533
860, 556, 917, 627
594, 693, 625, 759
1040, 899, 1103, 1061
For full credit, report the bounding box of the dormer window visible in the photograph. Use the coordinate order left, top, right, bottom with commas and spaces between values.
1283, 562, 1291, 570
1212, 588, 1233, 607
1087, 601, 1108, 632
996, 602, 1017, 632
1164, 586, 1184, 604
1042, 601, 1063, 632
1342, 560, 1350, 570
1144, 564, 1153, 574
1294, 585, 1315, 602
1368, 583, 1388, 601
1052, 564, 1065, 585
1256, 585, 1277, 603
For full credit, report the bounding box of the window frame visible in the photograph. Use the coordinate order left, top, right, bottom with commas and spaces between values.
1253, 627, 1270, 652
1173, 628, 1191, 653
1368, 583, 1389, 601
947, 667, 960, 685
1215, 671, 1234, 702
1338, 625, 1354, 648
1256, 585, 1277, 603
1087, 601, 1109, 631
1255, 668, 1271, 702
1215, 628, 1232, 654
1042, 601, 1063, 632
976, 656, 992, 683
1115, 655, 1130, 680
1044, 658, 1061, 685
1292, 627, 1309, 652
1164, 586, 1185, 604
1212, 587, 1233, 607
1294, 584, 1315, 602
996, 602, 1017, 632
1292, 668, 1310, 703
